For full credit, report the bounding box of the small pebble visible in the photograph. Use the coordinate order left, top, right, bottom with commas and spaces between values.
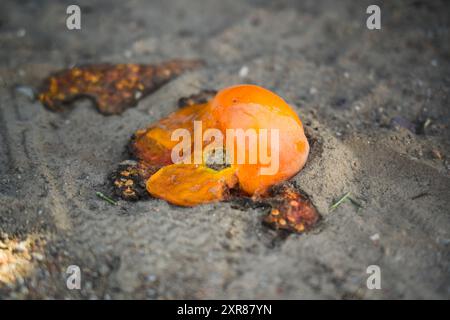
370, 233, 380, 242
13, 242, 27, 253
98, 264, 109, 275
17, 29, 26, 37
146, 274, 157, 282
124, 50, 132, 59
14, 85, 36, 101
134, 91, 143, 99
31, 253, 44, 261
431, 149, 442, 160
239, 65, 249, 78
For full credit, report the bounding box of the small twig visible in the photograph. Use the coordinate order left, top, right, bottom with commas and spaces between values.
330, 192, 351, 211
96, 192, 118, 206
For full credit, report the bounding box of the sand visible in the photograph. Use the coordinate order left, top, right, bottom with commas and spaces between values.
0, 0, 449, 299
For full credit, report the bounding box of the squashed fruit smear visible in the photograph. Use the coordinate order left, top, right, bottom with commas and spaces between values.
38, 59, 203, 115
131, 85, 309, 203
114, 84, 319, 233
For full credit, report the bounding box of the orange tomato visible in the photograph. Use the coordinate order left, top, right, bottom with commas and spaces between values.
211, 85, 309, 195
133, 84, 309, 206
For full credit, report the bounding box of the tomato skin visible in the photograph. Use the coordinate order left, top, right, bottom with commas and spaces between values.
211, 84, 309, 195
211, 84, 302, 124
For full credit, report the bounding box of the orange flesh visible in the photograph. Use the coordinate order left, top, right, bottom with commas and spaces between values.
132, 102, 215, 166
147, 165, 237, 206
133, 84, 309, 206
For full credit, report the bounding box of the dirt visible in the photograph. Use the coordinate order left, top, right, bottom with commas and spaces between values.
0, 0, 449, 299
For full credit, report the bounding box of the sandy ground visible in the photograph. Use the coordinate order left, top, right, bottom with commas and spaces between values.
0, 0, 449, 299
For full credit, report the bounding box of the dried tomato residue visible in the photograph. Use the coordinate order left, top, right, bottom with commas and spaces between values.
262, 183, 320, 233
38, 59, 203, 115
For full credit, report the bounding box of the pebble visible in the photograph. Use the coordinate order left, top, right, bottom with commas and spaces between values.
98, 264, 109, 276
309, 87, 318, 95
31, 253, 44, 261
239, 65, 249, 78
17, 28, 26, 37
14, 241, 27, 253
146, 274, 157, 282
134, 91, 143, 99
124, 50, 132, 59
370, 233, 380, 242
14, 85, 36, 101
431, 149, 443, 160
